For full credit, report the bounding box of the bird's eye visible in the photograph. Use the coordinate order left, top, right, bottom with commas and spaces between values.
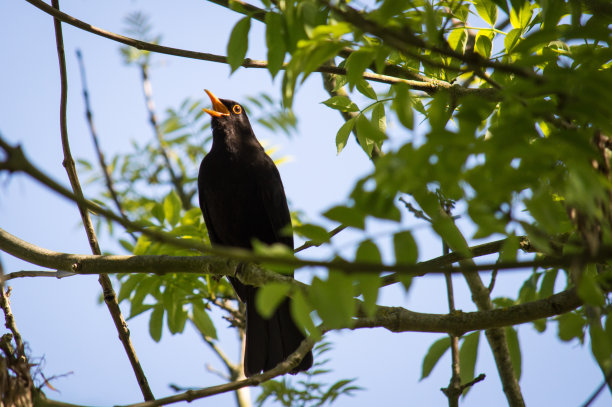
232, 105, 242, 114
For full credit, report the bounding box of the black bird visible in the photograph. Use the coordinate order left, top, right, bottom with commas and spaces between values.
198, 89, 313, 377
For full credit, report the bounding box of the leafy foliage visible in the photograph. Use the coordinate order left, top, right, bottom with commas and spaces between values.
80, 0, 612, 405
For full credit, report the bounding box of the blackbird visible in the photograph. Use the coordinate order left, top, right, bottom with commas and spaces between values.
198, 89, 313, 377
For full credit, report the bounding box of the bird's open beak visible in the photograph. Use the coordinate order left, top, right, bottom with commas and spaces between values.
202, 89, 230, 117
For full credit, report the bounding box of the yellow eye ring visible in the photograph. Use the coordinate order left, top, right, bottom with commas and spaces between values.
232, 105, 242, 114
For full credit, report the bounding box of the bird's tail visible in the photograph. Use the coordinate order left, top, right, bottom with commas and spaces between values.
243, 287, 313, 377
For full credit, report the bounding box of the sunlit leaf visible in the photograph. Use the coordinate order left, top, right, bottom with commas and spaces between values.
227, 17, 251, 72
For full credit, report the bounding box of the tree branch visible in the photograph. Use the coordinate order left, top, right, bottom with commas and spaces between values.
0, 227, 585, 335
50, 1, 154, 401
22, 0, 499, 99
320, 0, 538, 80
138, 62, 192, 210
1, 269, 76, 281
118, 337, 315, 407
75, 49, 136, 241
460, 259, 525, 406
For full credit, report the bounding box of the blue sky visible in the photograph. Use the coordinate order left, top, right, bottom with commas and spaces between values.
0, 1, 609, 406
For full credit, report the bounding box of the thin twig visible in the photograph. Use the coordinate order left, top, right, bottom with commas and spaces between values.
75, 48, 137, 241
440, 239, 462, 407
189, 319, 239, 378
23, 0, 499, 100
119, 337, 315, 407
400, 197, 432, 223
294, 225, 347, 253
581, 367, 612, 407
0, 259, 25, 357
139, 63, 191, 210
50, 1, 154, 401
1, 269, 76, 281
460, 373, 486, 392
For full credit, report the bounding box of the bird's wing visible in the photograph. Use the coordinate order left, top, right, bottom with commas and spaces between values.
254, 156, 294, 250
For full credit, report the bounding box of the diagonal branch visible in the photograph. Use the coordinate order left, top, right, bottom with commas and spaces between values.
75, 49, 137, 241
50, 1, 154, 401
22, 0, 498, 100
138, 62, 192, 210
119, 337, 315, 407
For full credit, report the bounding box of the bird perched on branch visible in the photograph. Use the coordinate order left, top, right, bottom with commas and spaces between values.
198, 89, 313, 377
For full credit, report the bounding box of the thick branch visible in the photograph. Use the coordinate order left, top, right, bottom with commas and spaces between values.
0, 228, 584, 335
353, 288, 582, 335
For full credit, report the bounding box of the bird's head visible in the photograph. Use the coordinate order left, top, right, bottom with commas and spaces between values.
202, 89, 254, 141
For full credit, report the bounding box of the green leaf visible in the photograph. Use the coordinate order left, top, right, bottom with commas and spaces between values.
538, 268, 558, 299
448, 28, 467, 53
356, 79, 377, 100
265, 12, 286, 78
505, 28, 521, 54
118, 274, 143, 303
336, 116, 357, 154
354, 240, 381, 317
459, 331, 480, 393
505, 326, 522, 380
133, 235, 152, 255
322, 95, 359, 112
475, 34, 493, 58
345, 48, 376, 90
354, 272, 380, 318
300, 41, 346, 82
371, 103, 386, 135
119, 239, 134, 253
227, 17, 251, 72
393, 83, 414, 129
394, 229, 417, 290
169, 304, 188, 334
256, 282, 291, 318
163, 190, 182, 227
324, 205, 366, 229
590, 322, 612, 368
356, 239, 381, 264
557, 312, 585, 342
393, 230, 418, 264
290, 290, 321, 340
474, 0, 498, 26
294, 223, 331, 245
518, 273, 539, 304
309, 273, 355, 329
577, 265, 605, 307
421, 336, 451, 379
499, 234, 519, 262
510, 1, 532, 30
149, 305, 164, 342
355, 114, 386, 156
192, 302, 217, 339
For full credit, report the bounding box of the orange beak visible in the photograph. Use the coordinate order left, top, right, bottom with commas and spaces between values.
202, 89, 230, 117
